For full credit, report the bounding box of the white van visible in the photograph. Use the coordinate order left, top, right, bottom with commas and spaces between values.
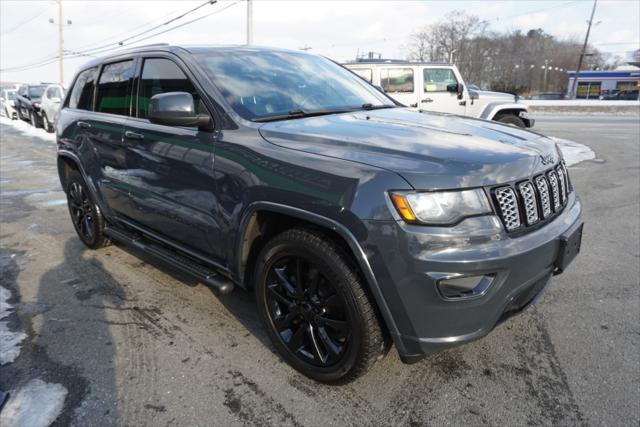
344, 60, 534, 128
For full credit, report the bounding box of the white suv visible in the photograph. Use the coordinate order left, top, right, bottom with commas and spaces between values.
40, 84, 65, 132
344, 60, 534, 128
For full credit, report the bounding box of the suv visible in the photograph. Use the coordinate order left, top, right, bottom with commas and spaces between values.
40, 84, 66, 132
15, 83, 48, 126
344, 60, 534, 128
1, 88, 18, 119
56, 45, 583, 383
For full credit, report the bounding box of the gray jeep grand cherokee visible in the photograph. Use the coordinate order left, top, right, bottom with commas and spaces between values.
56, 45, 583, 383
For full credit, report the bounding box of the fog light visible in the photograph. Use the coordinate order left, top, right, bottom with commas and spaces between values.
437, 274, 495, 300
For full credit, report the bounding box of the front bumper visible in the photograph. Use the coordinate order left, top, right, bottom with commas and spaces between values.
362, 193, 582, 363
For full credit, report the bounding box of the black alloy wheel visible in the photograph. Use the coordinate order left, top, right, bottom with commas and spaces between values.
65, 170, 111, 249
265, 255, 350, 367
255, 228, 386, 383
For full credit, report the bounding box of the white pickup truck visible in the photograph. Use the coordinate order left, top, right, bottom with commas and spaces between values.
344, 60, 534, 128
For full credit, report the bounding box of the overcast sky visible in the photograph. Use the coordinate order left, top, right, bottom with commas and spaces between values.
1, 0, 638, 85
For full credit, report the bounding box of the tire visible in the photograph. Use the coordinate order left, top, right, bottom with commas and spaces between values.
43, 113, 53, 133
255, 228, 385, 383
495, 113, 525, 128
65, 170, 111, 249
30, 110, 41, 128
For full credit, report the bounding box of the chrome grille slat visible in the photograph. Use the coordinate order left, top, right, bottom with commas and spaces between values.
517, 181, 539, 225
547, 171, 561, 211
494, 163, 572, 233
556, 165, 567, 204
535, 175, 552, 218
495, 187, 521, 231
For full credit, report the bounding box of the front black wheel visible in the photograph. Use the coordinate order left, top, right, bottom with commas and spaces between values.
29, 110, 41, 128
43, 113, 53, 133
65, 171, 111, 249
255, 228, 386, 383
496, 113, 525, 128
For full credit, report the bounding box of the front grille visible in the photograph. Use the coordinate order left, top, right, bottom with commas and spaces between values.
493, 163, 572, 232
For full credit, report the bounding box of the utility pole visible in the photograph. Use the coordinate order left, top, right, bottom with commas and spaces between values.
570, 0, 598, 98
58, 0, 64, 84
246, 0, 253, 45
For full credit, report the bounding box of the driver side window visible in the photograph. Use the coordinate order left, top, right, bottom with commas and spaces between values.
423, 68, 458, 92
138, 58, 203, 119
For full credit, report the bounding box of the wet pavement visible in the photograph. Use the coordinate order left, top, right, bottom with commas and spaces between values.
0, 115, 638, 426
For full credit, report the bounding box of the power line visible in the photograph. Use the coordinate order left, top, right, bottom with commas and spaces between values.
0, 1, 240, 73
1, 3, 53, 35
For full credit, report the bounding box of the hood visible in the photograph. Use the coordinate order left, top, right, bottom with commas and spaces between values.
259, 108, 559, 189
473, 89, 517, 102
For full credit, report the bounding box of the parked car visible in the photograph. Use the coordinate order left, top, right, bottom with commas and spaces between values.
40, 84, 66, 132
601, 90, 640, 101
528, 92, 567, 100
15, 83, 47, 126
344, 60, 534, 128
1, 88, 18, 119
57, 45, 583, 383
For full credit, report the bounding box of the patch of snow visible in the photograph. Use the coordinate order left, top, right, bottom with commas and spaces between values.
0, 116, 56, 143
549, 136, 596, 167
0, 286, 27, 365
0, 379, 68, 427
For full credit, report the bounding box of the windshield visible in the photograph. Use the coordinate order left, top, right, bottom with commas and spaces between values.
29, 86, 46, 98
6, 90, 16, 100
194, 50, 395, 121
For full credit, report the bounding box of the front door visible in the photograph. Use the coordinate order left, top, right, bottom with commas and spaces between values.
419, 67, 467, 115
123, 56, 222, 260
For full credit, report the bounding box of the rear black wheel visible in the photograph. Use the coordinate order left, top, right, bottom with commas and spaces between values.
255, 228, 386, 383
66, 170, 111, 249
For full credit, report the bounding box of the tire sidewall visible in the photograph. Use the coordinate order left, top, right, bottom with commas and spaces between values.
66, 172, 102, 248
255, 234, 365, 382
497, 114, 525, 128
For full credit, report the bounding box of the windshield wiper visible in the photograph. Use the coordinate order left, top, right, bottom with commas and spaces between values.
252, 108, 354, 123
360, 103, 396, 110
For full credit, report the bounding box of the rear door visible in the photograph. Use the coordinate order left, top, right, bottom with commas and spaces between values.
87, 59, 137, 214
122, 55, 222, 260
379, 67, 418, 107
420, 67, 467, 115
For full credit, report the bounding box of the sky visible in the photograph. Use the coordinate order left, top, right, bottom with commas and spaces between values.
1, 0, 638, 86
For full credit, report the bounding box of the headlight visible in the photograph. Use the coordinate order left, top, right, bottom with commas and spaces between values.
390, 189, 492, 225
33, 102, 40, 108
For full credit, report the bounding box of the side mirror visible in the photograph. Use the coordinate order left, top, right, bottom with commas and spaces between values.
446, 83, 458, 93
51, 97, 61, 104
148, 92, 211, 130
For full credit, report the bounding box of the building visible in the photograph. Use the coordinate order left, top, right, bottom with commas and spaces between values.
566, 49, 640, 99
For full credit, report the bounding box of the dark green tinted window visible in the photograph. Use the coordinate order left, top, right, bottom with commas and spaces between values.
138, 58, 199, 119
68, 67, 98, 110
96, 60, 135, 116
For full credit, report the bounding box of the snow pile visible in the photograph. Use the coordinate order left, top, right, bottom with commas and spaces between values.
523, 99, 640, 107
0, 379, 68, 427
549, 136, 596, 166
0, 286, 27, 365
0, 116, 56, 143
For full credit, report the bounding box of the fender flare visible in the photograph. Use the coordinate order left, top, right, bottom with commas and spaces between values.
479, 102, 528, 120
235, 201, 406, 353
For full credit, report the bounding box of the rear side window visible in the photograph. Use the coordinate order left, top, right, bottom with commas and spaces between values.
381, 68, 414, 93
137, 58, 199, 119
68, 67, 98, 110
352, 68, 372, 83
96, 60, 135, 116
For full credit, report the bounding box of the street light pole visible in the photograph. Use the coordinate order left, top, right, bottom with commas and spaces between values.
570, 0, 598, 98
246, 0, 253, 45
58, 0, 64, 84
543, 59, 551, 91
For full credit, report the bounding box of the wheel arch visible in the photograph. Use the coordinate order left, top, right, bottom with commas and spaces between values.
479, 102, 528, 120
235, 202, 404, 351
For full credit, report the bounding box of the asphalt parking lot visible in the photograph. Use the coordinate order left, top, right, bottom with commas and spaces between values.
0, 114, 638, 426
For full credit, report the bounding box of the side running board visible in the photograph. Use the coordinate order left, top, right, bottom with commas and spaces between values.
104, 226, 235, 295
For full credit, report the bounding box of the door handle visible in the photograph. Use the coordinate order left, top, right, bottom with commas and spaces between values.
421, 98, 434, 103
409, 103, 418, 108
125, 130, 144, 140
77, 121, 91, 129
459, 100, 467, 106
